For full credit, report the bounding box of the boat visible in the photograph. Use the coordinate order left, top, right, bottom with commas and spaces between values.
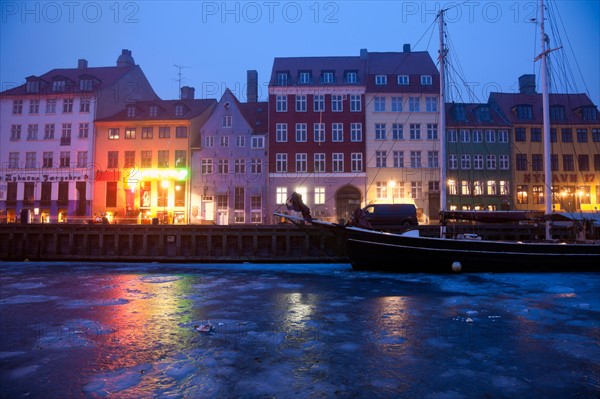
275, 1, 600, 273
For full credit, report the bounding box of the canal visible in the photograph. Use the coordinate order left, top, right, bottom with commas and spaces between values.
1, 262, 598, 398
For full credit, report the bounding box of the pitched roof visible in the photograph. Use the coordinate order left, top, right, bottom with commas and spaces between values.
238, 101, 268, 134
95, 99, 216, 122
445, 102, 511, 127
489, 92, 598, 124
1, 65, 142, 97
365, 51, 438, 76
270, 56, 366, 86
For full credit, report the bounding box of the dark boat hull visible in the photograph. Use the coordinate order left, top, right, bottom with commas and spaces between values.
346, 227, 600, 273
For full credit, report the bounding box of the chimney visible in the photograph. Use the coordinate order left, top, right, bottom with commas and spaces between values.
247, 70, 258, 102
360, 48, 368, 59
78, 59, 88, 69
518, 74, 536, 94
180, 86, 195, 100
116, 49, 135, 67
403, 43, 411, 53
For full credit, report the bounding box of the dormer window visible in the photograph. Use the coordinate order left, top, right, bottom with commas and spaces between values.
52, 80, 66, 92
149, 105, 158, 117
80, 79, 93, 91
277, 72, 289, 86
421, 75, 433, 85
175, 105, 184, 117
550, 105, 565, 120
127, 105, 136, 117
581, 106, 598, 121
375, 75, 387, 85
397, 75, 409, 85
26, 81, 40, 93
322, 71, 335, 84
298, 71, 311, 84
477, 106, 490, 121
452, 104, 466, 122
345, 71, 358, 84
515, 104, 533, 120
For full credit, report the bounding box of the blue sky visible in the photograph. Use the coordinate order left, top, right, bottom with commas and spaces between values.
1, 0, 598, 105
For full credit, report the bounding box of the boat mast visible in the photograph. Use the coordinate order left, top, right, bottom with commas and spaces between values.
438, 9, 447, 237
536, 0, 559, 240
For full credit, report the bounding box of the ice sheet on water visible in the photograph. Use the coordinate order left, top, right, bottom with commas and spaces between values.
0, 294, 60, 305
61, 297, 129, 308
0, 351, 26, 359
4, 281, 47, 290
140, 275, 183, 284
82, 363, 153, 396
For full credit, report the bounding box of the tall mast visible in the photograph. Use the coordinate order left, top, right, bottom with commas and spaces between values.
536, 0, 558, 240
438, 10, 447, 237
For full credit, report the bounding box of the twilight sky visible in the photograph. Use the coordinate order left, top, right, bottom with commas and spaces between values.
1, 0, 599, 105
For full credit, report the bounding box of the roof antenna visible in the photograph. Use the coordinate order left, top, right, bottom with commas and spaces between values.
173, 64, 190, 99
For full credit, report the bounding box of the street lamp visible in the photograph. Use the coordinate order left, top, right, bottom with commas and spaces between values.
161, 180, 169, 224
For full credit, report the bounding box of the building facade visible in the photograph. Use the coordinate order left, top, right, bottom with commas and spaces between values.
94, 87, 215, 224
0, 50, 158, 223
268, 55, 367, 223
190, 88, 268, 224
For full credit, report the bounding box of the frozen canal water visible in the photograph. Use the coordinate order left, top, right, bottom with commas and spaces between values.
1, 262, 598, 399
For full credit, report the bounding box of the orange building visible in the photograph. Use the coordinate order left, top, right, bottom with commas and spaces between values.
94, 87, 215, 223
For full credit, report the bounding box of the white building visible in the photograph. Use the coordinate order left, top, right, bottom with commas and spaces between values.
0, 50, 157, 223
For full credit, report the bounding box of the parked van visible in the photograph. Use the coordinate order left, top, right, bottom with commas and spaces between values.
361, 204, 418, 228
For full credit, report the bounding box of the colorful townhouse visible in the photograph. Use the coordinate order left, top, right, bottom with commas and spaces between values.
268, 54, 367, 223
94, 87, 215, 224
190, 78, 268, 225
0, 50, 158, 223
489, 75, 600, 213
363, 47, 440, 223
445, 102, 512, 211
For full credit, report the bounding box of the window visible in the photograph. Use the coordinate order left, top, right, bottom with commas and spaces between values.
141, 151, 152, 168
29, 99, 40, 114
41, 102, 54, 117
276, 187, 288, 204
393, 151, 404, 168
561, 128, 573, 143
108, 128, 120, 140
125, 128, 136, 139
174, 105, 184, 117
428, 151, 439, 168
350, 95, 361, 112
322, 71, 334, 84
276, 123, 288, 142
409, 97, 420, 112
218, 159, 228, 174
234, 188, 245, 223
296, 123, 307, 142
516, 154, 528, 171
532, 185, 544, 204
374, 97, 386, 112
222, 116, 232, 127
461, 181, 471, 195
484, 129, 495, 143
332, 123, 343, 142
296, 153, 307, 172
376, 150, 387, 168
158, 150, 169, 168
79, 123, 89, 138
345, 71, 357, 84
124, 151, 135, 168
449, 155, 458, 169
460, 154, 471, 169
350, 123, 362, 142
106, 182, 117, 207
314, 123, 325, 143
205, 136, 214, 148
27, 124, 38, 140
13, 100, 23, 114
60, 151, 70, 168
375, 75, 387, 85
581, 106, 598, 121
235, 136, 245, 147
250, 159, 262, 174
175, 182, 186, 207
578, 155, 589, 171
426, 124, 437, 140
551, 154, 559, 171
331, 95, 343, 112
159, 126, 170, 138
43, 152, 53, 168
8, 153, 19, 168
176, 126, 187, 138
595, 154, 600, 172
421, 75, 432, 85
391, 97, 403, 112
27, 81, 40, 93
77, 151, 88, 168
517, 185, 528, 204
299, 72, 311, 84
142, 127, 153, 139
175, 150, 186, 167
41, 182, 52, 203
375, 123, 386, 140
332, 153, 344, 172
276, 153, 287, 172
410, 124, 421, 140
411, 181, 423, 199
25, 152, 36, 168
108, 151, 119, 168
376, 181, 388, 199
201, 159, 213, 174
295, 95, 307, 112
425, 97, 437, 112
410, 151, 422, 168
251, 136, 264, 148
149, 105, 158, 117
276, 95, 287, 112
23, 182, 35, 204
530, 128, 541, 142
397, 75, 409, 85
499, 155, 509, 170
313, 95, 324, 112
460, 129, 470, 142
57, 182, 69, 204
515, 128, 526, 142
80, 79, 93, 91
351, 153, 363, 172
277, 72, 289, 86
234, 158, 245, 174
315, 187, 326, 204
532, 154, 543, 171
80, 99, 90, 113
63, 99, 73, 113
452, 105, 466, 121
314, 153, 326, 172
448, 129, 458, 142
473, 181, 484, 196
576, 129, 588, 143
221, 135, 230, 147
550, 105, 565, 120
516, 105, 533, 120
486, 155, 497, 169
216, 194, 228, 210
